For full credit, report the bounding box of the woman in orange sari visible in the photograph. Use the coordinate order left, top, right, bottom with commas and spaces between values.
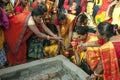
5, 3, 61, 65
71, 26, 99, 75
85, 22, 120, 80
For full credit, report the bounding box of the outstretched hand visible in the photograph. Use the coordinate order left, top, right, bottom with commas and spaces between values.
77, 42, 87, 51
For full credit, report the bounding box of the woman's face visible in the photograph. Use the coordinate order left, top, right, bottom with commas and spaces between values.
59, 19, 67, 25
34, 15, 42, 24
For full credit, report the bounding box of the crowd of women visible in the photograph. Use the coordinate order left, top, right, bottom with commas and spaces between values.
0, 0, 120, 80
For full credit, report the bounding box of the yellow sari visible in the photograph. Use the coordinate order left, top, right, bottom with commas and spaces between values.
71, 33, 100, 70
44, 14, 75, 56
0, 28, 4, 50
60, 14, 75, 46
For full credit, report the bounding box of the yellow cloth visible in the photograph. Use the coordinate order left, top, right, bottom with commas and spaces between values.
94, 0, 103, 6
44, 43, 58, 57
0, 28, 4, 50
44, 14, 75, 56
71, 33, 100, 69
60, 14, 75, 46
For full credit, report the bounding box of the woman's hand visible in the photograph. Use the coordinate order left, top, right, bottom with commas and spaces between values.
77, 42, 87, 51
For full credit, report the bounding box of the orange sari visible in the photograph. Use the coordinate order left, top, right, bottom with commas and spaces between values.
5, 12, 32, 65
71, 33, 100, 68
100, 42, 120, 80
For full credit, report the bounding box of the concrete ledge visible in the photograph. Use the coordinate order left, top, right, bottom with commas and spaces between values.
0, 55, 88, 80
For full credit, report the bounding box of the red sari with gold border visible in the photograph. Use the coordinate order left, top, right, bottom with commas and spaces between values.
5, 12, 32, 65
100, 42, 120, 80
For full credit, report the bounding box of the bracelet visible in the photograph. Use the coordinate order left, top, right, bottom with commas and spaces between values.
94, 71, 99, 76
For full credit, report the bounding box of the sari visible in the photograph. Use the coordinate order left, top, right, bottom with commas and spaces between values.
44, 24, 59, 57
60, 14, 75, 46
5, 12, 32, 65
27, 24, 45, 59
71, 33, 100, 70
100, 42, 120, 80
0, 29, 7, 66
95, 0, 112, 25
0, 8, 9, 66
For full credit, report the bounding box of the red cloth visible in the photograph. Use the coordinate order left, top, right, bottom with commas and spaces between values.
14, 6, 24, 13
32, 1, 39, 9
100, 42, 120, 80
97, 39, 105, 45
5, 12, 32, 65
63, 0, 87, 13
80, 0, 87, 13
113, 42, 120, 58
54, 18, 60, 26
63, 0, 73, 10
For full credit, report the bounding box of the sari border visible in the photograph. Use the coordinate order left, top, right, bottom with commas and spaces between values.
15, 13, 31, 53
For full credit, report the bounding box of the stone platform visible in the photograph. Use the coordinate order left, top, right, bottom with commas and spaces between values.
0, 55, 88, 80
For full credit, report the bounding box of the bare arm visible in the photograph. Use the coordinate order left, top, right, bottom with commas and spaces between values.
56, 25, 61, 37
94, 60, 103, 75
40, 22, 57, 37
84, 41, 101, 47
28, 16, 55, 39
74, 50, 80, 66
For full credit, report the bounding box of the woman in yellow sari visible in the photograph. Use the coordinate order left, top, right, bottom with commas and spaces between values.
82, 22, 120, 80
54, 11, 76, 57
71, 26, 100, 75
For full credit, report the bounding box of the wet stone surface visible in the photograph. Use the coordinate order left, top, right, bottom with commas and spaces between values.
0, 55, 88, 80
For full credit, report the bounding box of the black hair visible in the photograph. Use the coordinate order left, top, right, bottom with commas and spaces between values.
77, 13, 87, 24
0, 0, 4, 8
57, 10, 66, 21
75, 26, 89, 35
31, 2, 47, 16
46, 24, 58, 34
97, 22, 118, 39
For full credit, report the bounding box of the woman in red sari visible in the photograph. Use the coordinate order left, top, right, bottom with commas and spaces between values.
85, 22, 120, 80
5, 3, 61, 65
